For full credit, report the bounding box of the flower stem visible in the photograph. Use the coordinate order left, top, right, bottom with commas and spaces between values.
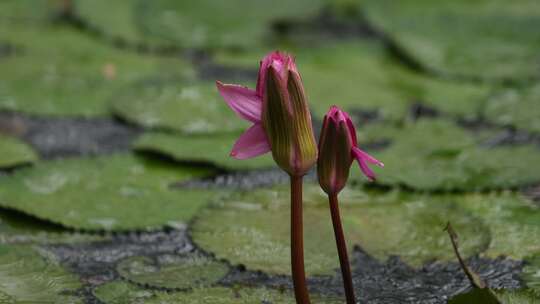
290, 175, 311, 304
329, 193, 356, 304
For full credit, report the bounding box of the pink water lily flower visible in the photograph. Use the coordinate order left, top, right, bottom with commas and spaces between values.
216, 51, 317, 177
319, 106, 384, 186
215, 53, 286, 159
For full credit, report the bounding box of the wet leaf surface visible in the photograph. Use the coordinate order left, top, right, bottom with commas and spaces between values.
0, 134, 37, 168
361, 0, 540, 80
0, 154, 215, 231
192, 184, 489, 275
134, 132, 275, 170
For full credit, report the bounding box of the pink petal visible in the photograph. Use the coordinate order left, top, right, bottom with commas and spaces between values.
216, 81, 262, 123
352, 146, 384, 181
230, 123, 271, 159
352, 146, 384, 167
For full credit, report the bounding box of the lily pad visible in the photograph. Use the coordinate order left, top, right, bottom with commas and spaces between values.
192, 184, 489, 275
134, 132, 274, 170
111, 78, 249, 134
361, 0, 540, 80
0, 0, 54, 24
0, 25, 191, 117
0, 135, 37, 168
484, 84, 540, 133
93, 281, 337, 304
522, 254, 540, 296
449, 288, 540, 304
0, 244, 82, 303
455, 193, 540, 260
361, 119, 540, 190
116, 253, 229, 290
0, 154, 215, 231
75, 0, 326, 49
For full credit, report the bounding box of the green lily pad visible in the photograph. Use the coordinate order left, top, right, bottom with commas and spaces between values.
93, 281, 338, 304
111, 78, 249, 134
0, 154, 215, 231
484, 84, 540, 133
361, 119, 540, 190
522, 254, 540, 296
134, 132, 275, 170
0, 244, 82, 303
0, 25, 191, 117
450, 288, 540, 304
216, 42, 491, 122
0, 135, 37, 168
192, 184, 489, 275
0, 0, 55, 24
455, 193, 540, 260
0, 208, 105, 245
117, 253, 229, 290
361, 0, 540, 80
75, 0, 326, 49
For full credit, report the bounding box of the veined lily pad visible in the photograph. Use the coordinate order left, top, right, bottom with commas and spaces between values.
361, 0, 540, 80
360, 119, 540, 190
134, 132, 274, 170
449, 288, 540, 304
75, 0, 326, 49
93, 281, 337, 304
216, 42, 491, 121
116, 253, 229, 290
0, 154, 215, 231
0, 244, 82, 303
455, 193, 540, 260
484, 84, 540, 133
111, 79, 249, 134
522, 254, 540, 296
0, 135, 37, 168
192, 184, 489, 275
0, 25, 192, 117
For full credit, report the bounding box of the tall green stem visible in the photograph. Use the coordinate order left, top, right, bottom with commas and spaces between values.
329, 193, 356, 304
290, 175, 311, 304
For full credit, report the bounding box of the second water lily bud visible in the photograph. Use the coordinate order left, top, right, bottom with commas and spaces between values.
318, 106, 384, 194
261, 52, 318, 177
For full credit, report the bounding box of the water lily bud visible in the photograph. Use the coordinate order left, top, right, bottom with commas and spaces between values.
261, 52, 317, 176
318, 106, 384, 194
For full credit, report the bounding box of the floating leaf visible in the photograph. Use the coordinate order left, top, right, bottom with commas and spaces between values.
111, 79, 249, 134
75, 0, 326, 49
0, 25, 191, 117
93, 281, 317, 304
117, 253, 229, 290
361, 0, 540, 80
522, 254, 540, 296
134, 132, 275, 170
0, 154, 215, 231
0, 244, 82, 303
192, 185, 489, 275
484, 84, 540, 133
362, 120, 540, 190
0, 135, 37, 168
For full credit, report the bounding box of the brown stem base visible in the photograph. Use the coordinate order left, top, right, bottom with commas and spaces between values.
329, 193, 356, 304
291, 175, 311, 304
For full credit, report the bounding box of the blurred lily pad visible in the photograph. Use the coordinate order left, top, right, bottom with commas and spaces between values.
134, 132, 274, 170
75, 0, 326, 49
192, 185, 489, 275
484, 84, 540, 133
0, 244, 82, 303
361, 0, 540, 80
455, 193, 540, 260
111, 78, 249, 134
216, 42, 491, 121
0, 154, 215, 231
522, 254, 540, 296
117, 253, 228, 290
449, 288, 540, 304
0, 135, 37, 168
0, 25, 192, 117
0, 0, 56, 24
361, 119, 540, 190
93, 281, 308, 304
